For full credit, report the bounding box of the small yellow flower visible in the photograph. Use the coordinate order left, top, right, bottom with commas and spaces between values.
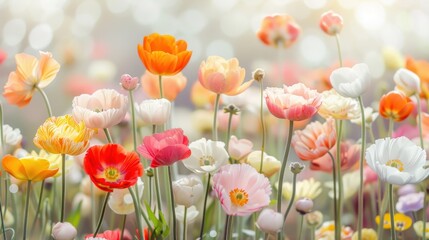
351, 228, 377, 240
33, 115, 93, 156
413, 221, 429, 238
29, 150, 71, 177
375, 213, 412, 232
280, 178, 322, 201
2, 155, 58, 181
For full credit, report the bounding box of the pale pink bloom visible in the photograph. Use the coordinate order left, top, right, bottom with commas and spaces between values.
217, 110, 240, 132
135, 98, 171, 125
120, 74, 139, 91
141, 71, 187, 101
72, 89, 128, 129
0, 49, 7, 64
256, 209, 283, 234
257, 14, 301, 48
212, 164, 271, 216
228, 136, 253, 162
421, 112, 429, 137
264, 83, 322, 121
310, 141, 360, 172
292, 118, 336, 161
392, 123, 419, 139
198, 56, 253, 96
364, 166, 378, 184
51, 222, 77, 240
319, 11, 344, 36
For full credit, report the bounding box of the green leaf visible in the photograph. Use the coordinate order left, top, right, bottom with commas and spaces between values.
66, 200, 82, 228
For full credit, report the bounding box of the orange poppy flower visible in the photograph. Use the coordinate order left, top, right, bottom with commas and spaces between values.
3, 51, 60, 107
379, 91, 414, 122
405, 57, 429, 99
84, 144, 143, 192
2, 155, 59, 181
137, 33, 192, 76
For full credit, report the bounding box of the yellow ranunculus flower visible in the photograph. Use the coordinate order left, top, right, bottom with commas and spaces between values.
29, 150, 71, 177
2, 155, 58, 181
375, 213, 412, 232
33, 115, 93, 156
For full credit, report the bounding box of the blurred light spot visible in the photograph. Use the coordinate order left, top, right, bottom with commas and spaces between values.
107, 0, 131, 14
220, 13, 248, 38
88, 60, 117, 82
292, 4, 311, 21
29, 24, 53, 49
243, 0, 263, 6
364, 52, 385, 78
251, 14, 265, 34
133, 1, 160, 25
179, 9, 207, 34
381, 24, 404, 50
75, 0, 101, 29
151, 15, 179, 35
355, 2, 385, 30
304, 0, 327, 9
157, 0, 180, 7
338, 0, 359, 9
71, 20, 92, 37
299, 35, 327, 65
47, 11, 65, 30
212, 0, 237, 11
206, 40, 234, 59
380, 0, 396, 5
3, 19, 26, 46
8, 0, 27, 16
411, 10, 429, 39
185, 36, 202, 63
272, 0, 293, 6
209, 230, 217, 238
9, 184, 18, 193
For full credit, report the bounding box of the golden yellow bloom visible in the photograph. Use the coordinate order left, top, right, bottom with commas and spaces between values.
413, 221, 429, 238
2, 155, 58, 181
33, 115, 93, 156
29, 150, 71, 177
351, 228, 377, 240
375, 213, 412, 232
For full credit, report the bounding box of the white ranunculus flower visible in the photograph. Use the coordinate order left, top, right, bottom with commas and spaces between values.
108, 178, 144, 215
175, 205, 199, 223
318, 89, 360, 120
182, 138, 229, 173
350, 107, 379, 126
394, 68, 421, 97
366, 137, 429, 185
135, 98, 171, 125
1, 124, 23, 154
330, 63, 371, 98
172, 175, 204, 208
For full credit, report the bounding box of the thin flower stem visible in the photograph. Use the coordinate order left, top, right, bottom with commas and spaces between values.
327, 152, 338, 233
23, 181, 32, 240
416, 95, 426, 239
259, 80, 266, 173
120, 215, 127, 240
128, 187, 148, 238
357, 96, 367, 240
0, 188, 6, 240
35, 86, 53, 117
335, 34, 343, 67
158, 75, 164, 99
223, 215, 231, 240
388, 184, 397, 240
199, 173, 212, 239
277, 120, 294, 213
91, 185, 96, 232
93, 192, 111, 237
60, 154, 66, 222
213, 94, 221, 141
103, 128, 113, 143
297, 214, 304, 240
31, 180, 45, 232
335, 119, 343, 240
310, 226, 315, 240
154, 168, 163, 212
0, 103, 6, 236
183, 207, 188, 240
377, 183, 389, 239
0, 102, 4, 151
226, 111, 233, 164
167, 166, 177, 240
280, 172, 297, 240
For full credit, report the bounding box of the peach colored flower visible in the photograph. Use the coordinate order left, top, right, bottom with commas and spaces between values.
421, 113, 429, 137
3, 51, 60, 107
310, 141, 360, 173
292, 118, 336, 161
198, 56, 252, 96
264, 83, 322, 121
191, 81, 220, 108
379, 91, 414, 122
257, 14, 300, 48
405, 57, 429, 99
141, 71, 187, 101
319, 11, 344, 36
72, 89, 128, 129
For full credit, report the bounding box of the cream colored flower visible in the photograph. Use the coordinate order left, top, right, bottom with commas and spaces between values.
394, 68, 421, 97
175, 205, 199, 223
108, 178, 144, 215
413, 221, 429, 238
1, 124, 22, 154
135, 98, 171, 126
2, 207, 14, 227
172, 175, 204, 208
246, 151, 281, 178
318, 89, 360, 120
280, 178, 322, 201
182, 138, 229, 174
350, 107, 379, 126
326, 170, 360, 200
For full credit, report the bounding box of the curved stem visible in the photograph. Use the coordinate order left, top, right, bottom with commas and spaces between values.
213, 94, 221, 141
182, 207, 188, 240
281, 173, 297, 240
0, 103, 6, 240
277, 121, 294, 213
60, 154, 66, 222
35, 86, 53, 117
93, 192, 111, 237
335, 119, 343, 240
128, 187, 148, 238
226, 111, 234, 164
259, 80, 266, 173
335, 34, 343, 67
199, 173, 212, 239
388, 184, 397, 240
120, 215, 127, 240
23, 181, 32, 240
223, 215, 231, 240
327, 152, 337, 233
416, 95, 426, 239
158, 75, 164, 99
103, 128, 113, 143
167, 166, 177, 240
32, 180, 45, 231
357, 96, 367, 240
297, 214, 304, 240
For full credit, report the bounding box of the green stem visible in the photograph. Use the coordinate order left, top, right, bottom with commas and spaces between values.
23, 181, 32, 240
335, 119, 343, 240
128, 187, 147, 238
183, 207, 187, 240
416, 95, 426, 239
103, 128, 113, 143
91, 185, 96, 232
226, 111, 234, 164
213, 94, 221, 141
120, 215, 127, 240
60, 154, 66, 222
158, 75, 164, 99
167, 166, 177, 240
327, 152, 338, 233
199, 173, 212, 239
277, 121, 294, 213
297, 215, 304, 240
0, 188, 6, 240
377, 183, 389, 239
259, 80, 266, 173
388, 184, 397, 240
223, 215, 231, 240
31, 180, 45, 233
335, 34, 343, 67
280, 172, 297, 240
357, 96, 367, 240
35, 86, 53, 117
93, 192, 111, 237
154, 169, 162, 213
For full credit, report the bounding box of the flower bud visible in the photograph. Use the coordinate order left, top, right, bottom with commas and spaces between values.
394, 68, 421, 97
52, 222, 77, 240
146, 168, 154, 177
320, 11, 343, 36
175, 205, 199, 223
305, 210, 323, 227
172, 176, 204, 208
295, 198, 314, 215
290, 162, 305, 174
228, 136, 253, 163
256, 209, 283, 234
246, 151, 281, 178
252, 68, 265, 82
120, 74, 139, 91
135, 98, 171, 125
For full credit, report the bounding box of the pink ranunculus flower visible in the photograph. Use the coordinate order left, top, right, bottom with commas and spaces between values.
72, 89, 128, 129
292, 118, 336, 161
137, 128, 191, 168
198, 56, 253, 96
310, 141, 360, 172
264, 83, 322, 121
212, 163, 271, 216
228, 136, 253, 163
319, 11, 344, 36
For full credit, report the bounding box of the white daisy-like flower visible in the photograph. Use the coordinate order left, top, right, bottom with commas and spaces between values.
366, 137, 429, 185
182, 138, 229, 173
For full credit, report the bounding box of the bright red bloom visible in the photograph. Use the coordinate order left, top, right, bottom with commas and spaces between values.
83, 144, 143, 192
379, 91, 414, 122
85, 229, 132, 240
137, 128, 191, 168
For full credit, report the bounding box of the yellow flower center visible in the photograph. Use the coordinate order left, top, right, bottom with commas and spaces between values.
229, 188, 249, 207
386, 159, 404, 172
199, 156, 215, 166
104, 167, 120, 182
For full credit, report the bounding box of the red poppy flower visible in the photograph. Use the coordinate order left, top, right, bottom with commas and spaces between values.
85, 229, 132, 240
137, 128, 191, 168
83, 144, 143, 192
